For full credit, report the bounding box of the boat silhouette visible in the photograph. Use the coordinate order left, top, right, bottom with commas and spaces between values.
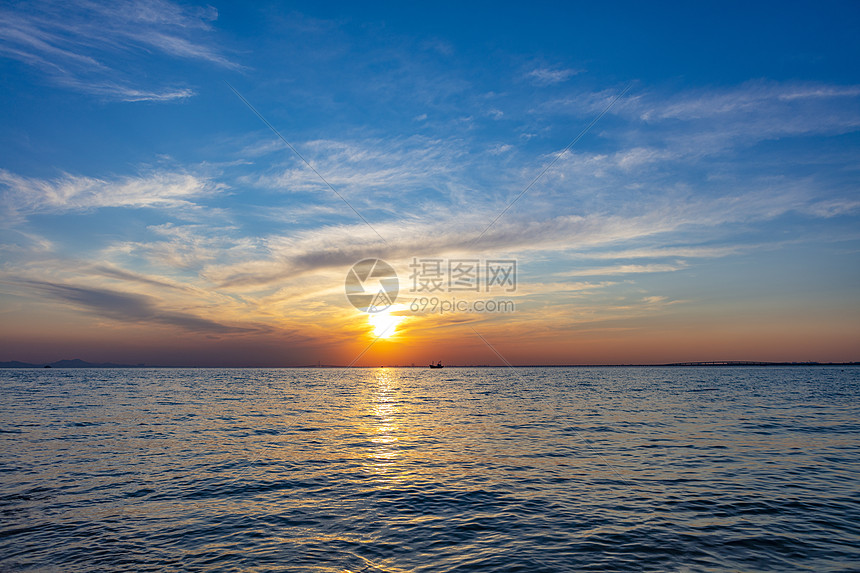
429, 362, 443, 369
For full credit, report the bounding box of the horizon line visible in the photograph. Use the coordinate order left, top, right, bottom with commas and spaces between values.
3, 359, 859, 369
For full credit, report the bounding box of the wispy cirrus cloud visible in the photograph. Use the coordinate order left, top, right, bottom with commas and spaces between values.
196, 181, 826, 289
49, 75, 194, 102
0, 0, 237, 101
237, 135, 471, 216
539, 81, 860, 150
104, 222, 259, 272
526, 65, 581, 86
0, 169, 223, 221
569, 245, 745, 260
621, 81, 860, 160
640, 81, 860, 122
558, 262, 689, 277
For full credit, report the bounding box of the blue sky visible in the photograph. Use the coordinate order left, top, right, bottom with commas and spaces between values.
1, 1, 858, 366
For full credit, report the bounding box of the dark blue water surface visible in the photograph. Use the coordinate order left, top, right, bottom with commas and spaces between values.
1, 366, 858, 572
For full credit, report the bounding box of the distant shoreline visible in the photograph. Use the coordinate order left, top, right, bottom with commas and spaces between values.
2, 359, 859, 369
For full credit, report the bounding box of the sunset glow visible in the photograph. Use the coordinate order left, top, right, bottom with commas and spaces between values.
367, 306, 407, 340
0, 2, 858, 367
2, 5, 859, 571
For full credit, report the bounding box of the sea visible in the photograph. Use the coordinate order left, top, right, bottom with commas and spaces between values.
1, 366, 858, 572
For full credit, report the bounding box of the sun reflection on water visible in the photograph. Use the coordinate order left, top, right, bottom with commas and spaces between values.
364, 368, 405, 481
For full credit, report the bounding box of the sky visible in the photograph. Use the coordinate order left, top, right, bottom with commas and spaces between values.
1, 0, 858, 366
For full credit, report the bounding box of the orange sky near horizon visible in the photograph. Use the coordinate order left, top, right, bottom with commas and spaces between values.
2, 285, 857, 367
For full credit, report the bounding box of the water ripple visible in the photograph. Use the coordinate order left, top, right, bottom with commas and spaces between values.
1, 366, 858, 571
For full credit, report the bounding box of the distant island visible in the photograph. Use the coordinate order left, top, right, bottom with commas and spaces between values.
0, 359, 147, 368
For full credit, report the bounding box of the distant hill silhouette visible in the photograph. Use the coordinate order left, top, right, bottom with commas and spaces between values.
0, 359, 145, 368
0, 360, 41, 368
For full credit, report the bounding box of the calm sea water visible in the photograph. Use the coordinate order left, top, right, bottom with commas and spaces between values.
1, 366, 858, 572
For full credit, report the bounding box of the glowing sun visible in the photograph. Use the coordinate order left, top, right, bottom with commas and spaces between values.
367, 305, 406, 339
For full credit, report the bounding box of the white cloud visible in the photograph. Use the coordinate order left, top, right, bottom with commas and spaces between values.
526, 66, 581, 86
558, 262, 688, 277
196, 180, 818, 289
643, 81, 860, 121
571, 245, 744, 260
538, 81, 860, 153
614, 147, 677, 170
489, 144, 514, 155
777, 86, 860, 101
641, 295, 668, 304
0, 0, 237, 101
628, 82, 860, 153
107, 223, 260, 271
241, 136, 466, 207
51, 75, 194, 102
0, 169, 222, 220
803, 198, 860, 218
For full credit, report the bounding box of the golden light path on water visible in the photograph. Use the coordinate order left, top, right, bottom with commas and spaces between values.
367, 369, 402, 481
